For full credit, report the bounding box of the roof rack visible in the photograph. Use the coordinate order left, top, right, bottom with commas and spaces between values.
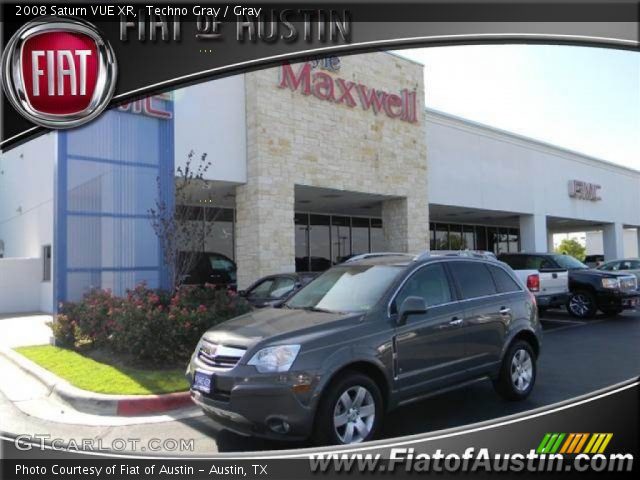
343, 252, 414, 263
415, 250, 498, 262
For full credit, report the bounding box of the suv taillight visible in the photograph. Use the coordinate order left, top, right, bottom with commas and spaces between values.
527, 274, 540, 292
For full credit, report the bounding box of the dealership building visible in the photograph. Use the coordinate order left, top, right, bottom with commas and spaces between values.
1, 51, 639, 314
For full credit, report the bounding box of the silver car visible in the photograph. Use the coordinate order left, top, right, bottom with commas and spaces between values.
597, 259, 640, 282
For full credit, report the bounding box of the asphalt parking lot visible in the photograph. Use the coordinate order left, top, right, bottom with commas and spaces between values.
1, 309, 638, 454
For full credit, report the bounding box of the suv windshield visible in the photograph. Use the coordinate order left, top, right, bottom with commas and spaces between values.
552, 254, 589, 270
286, 265, 403, 313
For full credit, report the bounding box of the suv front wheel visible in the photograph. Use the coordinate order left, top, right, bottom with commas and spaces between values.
567, 291, 597, 318
313, 372, 383, 445
494, 340, 537, 401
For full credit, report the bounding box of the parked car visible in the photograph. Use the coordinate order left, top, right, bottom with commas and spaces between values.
239, 272, 318, 308
597, 259, 640, 282
181, 252, 237, 290
498, 253, 570, 314
187, 252, 541, 445
503, 253, 639, 318
584, 254, 605, 268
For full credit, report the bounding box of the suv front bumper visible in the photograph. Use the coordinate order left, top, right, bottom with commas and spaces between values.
596, 290, 640, 310
186, 361, 317, 441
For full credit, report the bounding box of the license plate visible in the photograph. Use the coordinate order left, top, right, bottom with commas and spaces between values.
624, 298, 639, 307
192, 371, 213, 394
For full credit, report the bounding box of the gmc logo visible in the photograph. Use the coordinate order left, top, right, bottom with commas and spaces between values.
1, 18, 117, 128
568, 180, 602, 201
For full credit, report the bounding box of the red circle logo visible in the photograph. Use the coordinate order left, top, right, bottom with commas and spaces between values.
1, 18, 117, 128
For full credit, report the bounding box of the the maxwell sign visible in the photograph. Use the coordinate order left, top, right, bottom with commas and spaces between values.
278, 62, 419, 123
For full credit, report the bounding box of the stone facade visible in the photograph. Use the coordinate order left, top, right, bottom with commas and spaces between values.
235, 52, 428, 287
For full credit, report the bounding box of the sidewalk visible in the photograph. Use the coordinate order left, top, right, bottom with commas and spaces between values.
0, 312, 52, 347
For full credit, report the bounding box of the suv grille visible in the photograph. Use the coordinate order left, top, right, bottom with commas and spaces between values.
197, 340, 246, 370
620, 276, 638, 292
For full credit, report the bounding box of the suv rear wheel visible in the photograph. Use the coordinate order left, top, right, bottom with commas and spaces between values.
313, 372, 383, 445
567, 291, 597, 319
494, 340, 537, 401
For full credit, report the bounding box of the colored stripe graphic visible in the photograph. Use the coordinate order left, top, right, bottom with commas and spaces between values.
539, 433, 613, 455
537, 433, 565, 454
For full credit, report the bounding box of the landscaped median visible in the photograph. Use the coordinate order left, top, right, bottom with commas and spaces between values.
3, 283, 252, 417
0, 345, 194, 416
15, 345, 189, 395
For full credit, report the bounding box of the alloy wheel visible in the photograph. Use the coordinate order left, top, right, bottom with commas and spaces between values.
333, 385, 376, 444
510, 349, 533, 392
569, 294, 592, 317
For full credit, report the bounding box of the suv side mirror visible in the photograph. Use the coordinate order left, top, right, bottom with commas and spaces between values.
397, 296, 427, 325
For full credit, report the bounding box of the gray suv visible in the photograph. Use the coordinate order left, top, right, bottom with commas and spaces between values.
187, 253, 542, 445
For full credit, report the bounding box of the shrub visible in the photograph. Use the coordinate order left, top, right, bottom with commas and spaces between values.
51, 284, 251, 365
47, 313, 76, 347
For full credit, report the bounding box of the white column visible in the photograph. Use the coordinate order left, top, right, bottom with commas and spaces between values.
602, 223, 624, 261
519, 214, 548, 253
635, 228, 640, 258
547, 232, 555, 253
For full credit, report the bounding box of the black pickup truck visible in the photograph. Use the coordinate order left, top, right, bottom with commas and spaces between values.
500, 253, 639, 318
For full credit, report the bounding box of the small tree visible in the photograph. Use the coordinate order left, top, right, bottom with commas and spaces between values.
555, 238, 586, 262
149, 151, 220, 290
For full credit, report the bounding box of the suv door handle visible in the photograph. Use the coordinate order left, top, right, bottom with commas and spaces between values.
449, 317, 463, 327
499, 307, 511, 315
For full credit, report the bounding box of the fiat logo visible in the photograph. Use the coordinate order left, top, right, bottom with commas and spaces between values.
1, 17, 117, 128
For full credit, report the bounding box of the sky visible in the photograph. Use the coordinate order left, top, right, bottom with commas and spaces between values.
394, 45, 639, 171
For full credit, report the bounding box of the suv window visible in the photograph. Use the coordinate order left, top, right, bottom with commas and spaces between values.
449, 261, 498, 299
500, 254, 556, 270
394, 263, 452, 311
488, 265, 521, 293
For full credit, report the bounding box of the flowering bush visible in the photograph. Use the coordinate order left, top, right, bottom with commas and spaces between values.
49, 284, 252, 365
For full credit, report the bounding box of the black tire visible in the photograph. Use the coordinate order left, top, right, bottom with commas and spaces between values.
567, 291, 598, 319
313, 371, 383, 446
601, 307, 624, 317
493, 340, 537, 401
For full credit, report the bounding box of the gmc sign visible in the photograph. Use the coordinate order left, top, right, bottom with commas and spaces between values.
568, 180, 602, 201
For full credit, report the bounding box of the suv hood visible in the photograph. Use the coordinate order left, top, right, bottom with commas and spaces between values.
570, 269, 629, 279
202, 307, 361, 349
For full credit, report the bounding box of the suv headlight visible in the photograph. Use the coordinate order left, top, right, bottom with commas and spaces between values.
248, 345, 301, 373
602, 278, 620, 289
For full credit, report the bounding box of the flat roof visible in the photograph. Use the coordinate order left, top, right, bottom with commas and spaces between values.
425, 107, 640, 176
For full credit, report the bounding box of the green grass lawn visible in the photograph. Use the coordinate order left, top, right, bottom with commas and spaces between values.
15, 345, 189, 395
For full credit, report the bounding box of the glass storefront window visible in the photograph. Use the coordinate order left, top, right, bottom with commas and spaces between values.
487, 227, 498, 253
462, 225, 475, 250
309, 214, 331, 272
370, 218, 384, 251
476, 226, 487, 251
295, 213, 309, 272
351, 217, 370, 256
331, 216, 351, 264
508, 228, 520, 253
449, 225, 463, 250
434, 224, 449, 250
429, 223, 436, 250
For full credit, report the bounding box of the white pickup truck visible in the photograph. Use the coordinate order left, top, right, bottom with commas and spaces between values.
498, 253, 570, 313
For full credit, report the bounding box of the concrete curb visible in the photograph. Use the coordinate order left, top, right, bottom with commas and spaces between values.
0, 347, 193, 416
